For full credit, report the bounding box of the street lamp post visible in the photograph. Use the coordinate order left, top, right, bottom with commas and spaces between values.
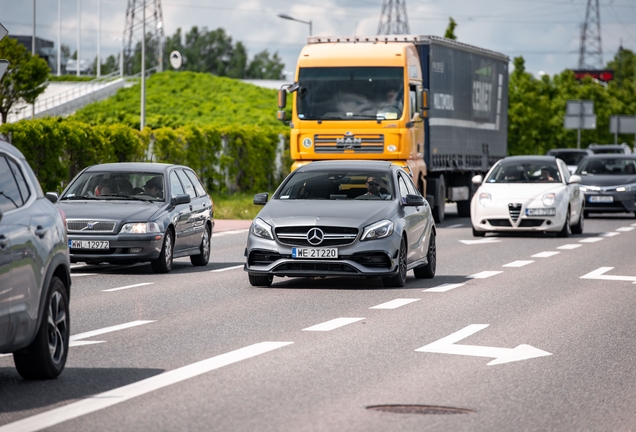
140, 0, 145, 131
277, 13, 312, 36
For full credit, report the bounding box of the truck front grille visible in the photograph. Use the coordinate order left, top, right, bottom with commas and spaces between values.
314, 134, 384, 154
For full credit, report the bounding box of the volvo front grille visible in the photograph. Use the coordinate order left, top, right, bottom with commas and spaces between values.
67, 220, 117, 233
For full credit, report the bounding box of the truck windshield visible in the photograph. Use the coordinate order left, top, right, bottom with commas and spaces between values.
297, 67, 404, 121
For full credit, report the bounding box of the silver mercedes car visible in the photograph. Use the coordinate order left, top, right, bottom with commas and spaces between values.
244, 161, 436, 287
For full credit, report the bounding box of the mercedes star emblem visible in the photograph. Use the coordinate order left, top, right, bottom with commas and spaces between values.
306, 227, 324, 246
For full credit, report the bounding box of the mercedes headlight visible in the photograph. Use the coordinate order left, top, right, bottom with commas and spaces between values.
542, 193, 556, 206
479, 193, 492, 207
361, 220, 394, 241
251, 218, 274, 240
120, 222, 161, 234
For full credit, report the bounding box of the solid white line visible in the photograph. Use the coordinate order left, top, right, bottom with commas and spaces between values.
70, 273, 96, 277
302, 318, 364, 331
213, 229, 250, 237
600, 232, 620, 237
424, 283, 465, 292
557, 244, 582, 250
579, 237, 603, 243
616, 227, 635, 232
70, 321, 155, 342
0, 342, 293, 432
210, 265, 244, 273
102, 283, 154, 292
532, 251, 560, 258
502, 260, 534, 268
447, 224, 464, 229
467, 271, 503, 279
370, 299, 420, 309
631, 223, 636, 227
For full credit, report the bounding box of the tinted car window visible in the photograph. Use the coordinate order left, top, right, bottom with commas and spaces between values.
548, 151, 588, 166
486, 161, 562, 183
0, 155, 24, 211
170, 171, 185, 196
176, 170, 197, 199
398, 175, 410, 201
277, 170, 393, 200
577, 158, 636, 175
62, 171, 165, 201
184, 170, 207, 197
7, 157, 30, 205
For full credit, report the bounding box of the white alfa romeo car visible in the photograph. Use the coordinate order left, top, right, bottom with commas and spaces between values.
471, 156, 585, 237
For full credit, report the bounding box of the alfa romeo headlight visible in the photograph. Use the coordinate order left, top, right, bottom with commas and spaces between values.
542, 193, 556, 206
361, 220, 394, 241
120, 222, 161, 234
479, 193, 491, 207
251, 218, 274, 240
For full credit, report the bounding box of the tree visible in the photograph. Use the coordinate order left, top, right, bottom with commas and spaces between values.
227, 41, 247, 78
0, 37, 50, 124
444, 18, 458, 40
246, 50, 285, 80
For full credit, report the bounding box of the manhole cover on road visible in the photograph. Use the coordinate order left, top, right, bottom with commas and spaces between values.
367, 405, 474, 415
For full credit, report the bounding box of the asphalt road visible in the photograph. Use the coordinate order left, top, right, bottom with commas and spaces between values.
1, 207, 636, 431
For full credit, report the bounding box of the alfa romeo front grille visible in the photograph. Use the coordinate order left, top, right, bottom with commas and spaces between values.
314, 134, 384, 154
67, 220, 117, 233
508, 204, 522, 222
275, 226, 358, 247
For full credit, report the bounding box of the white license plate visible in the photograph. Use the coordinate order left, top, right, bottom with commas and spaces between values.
292, 247, 338, 259
69, 240, 110, 249
589, 196, 613, 203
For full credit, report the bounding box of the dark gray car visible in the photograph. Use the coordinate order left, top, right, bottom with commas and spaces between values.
0, 139, 71, 379
576, 155, 636, 216
56, 163, 214, 273
245, 161, 436, 287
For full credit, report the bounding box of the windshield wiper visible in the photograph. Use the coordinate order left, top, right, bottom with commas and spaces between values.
100, 194, 153, 201
61, 195, 101, 200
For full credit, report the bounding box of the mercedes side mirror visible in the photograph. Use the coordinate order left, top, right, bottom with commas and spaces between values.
254, 192, 269, 205
173, 194, 191, 205
569, 174, 582, 184
46, 192, 59, 203
404, 194, 425, 207
472, 175, 483, 185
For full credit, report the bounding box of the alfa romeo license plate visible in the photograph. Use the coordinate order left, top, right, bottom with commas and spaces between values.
589, 196, 613, 203
69, 240, 109, 249
292, 247, 338, 259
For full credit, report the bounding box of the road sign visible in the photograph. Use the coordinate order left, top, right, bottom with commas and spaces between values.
610, 116, 636, 134
0, 22, 8, 81
564, 115, 597, 130
169, 51, 182, 69
415, 324, 552, 366
566, 100, 594, 116
564, 100, 596, 148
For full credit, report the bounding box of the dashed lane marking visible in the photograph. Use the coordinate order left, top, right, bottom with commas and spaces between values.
459, 238, 501, 245
370, 299, 420, 309
616, 227, 635, 232
302, 318, 365, 331
532, 251, 560, 258
424, 283, 465, 292
71, 273, 97, 277
102, 282, 154, 292
579, 237, 604, 243
210, 265, 244, 273
447, 224, 464, 229
0, 342, 293, 432
600, 232, 620, 237
502, 260, 534, 268
213, 229, 250, 237
557, 244, 582, 250
467, 271, 503, 279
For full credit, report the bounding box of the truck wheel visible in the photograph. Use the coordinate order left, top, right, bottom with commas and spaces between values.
433, 175, 445, 223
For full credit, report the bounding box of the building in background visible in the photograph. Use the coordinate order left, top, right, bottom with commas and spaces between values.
11, 35, 61, 73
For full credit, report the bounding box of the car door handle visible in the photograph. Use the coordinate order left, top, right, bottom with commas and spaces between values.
35, 226, 48, 238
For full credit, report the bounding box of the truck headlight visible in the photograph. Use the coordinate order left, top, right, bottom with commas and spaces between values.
251, 218, 274, 240
120, 222, 161, 234
361, 220, 394, 241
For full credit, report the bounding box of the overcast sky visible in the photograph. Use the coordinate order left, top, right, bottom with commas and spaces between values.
2, 0, 636, 78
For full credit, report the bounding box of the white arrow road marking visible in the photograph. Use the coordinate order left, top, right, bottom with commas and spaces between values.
303, 318, 364, 331
103, 282, 154, 292
467, 271, 503, 279
580, 267, 636, 283
415, 324, 552, 366
600, 232, 620, 237
210, 265, 244, 273
460, 238, 501, 245
580, 237, 603, 243
616, 226, 635, 232
424, 283, 465, 292
532, 251, 560, 258
0, 341, 293, 432
557, 244, 582, 250
503, 260, 534, 267
370, 299, 419, 309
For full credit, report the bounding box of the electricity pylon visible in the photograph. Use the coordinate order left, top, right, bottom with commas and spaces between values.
123, 0, 165, 75
377, 0, 410, 35
578, 0, 603, 69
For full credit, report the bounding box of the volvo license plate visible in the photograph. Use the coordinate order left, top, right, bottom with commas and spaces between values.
589, 196, 613, 203
69, 240, 109, 249
292, 247, 338, 259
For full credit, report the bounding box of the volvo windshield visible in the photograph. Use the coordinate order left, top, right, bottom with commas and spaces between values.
296, 67, 404, 121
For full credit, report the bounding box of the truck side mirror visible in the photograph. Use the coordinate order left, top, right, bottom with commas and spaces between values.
277, 111, 287, 121
277, 89, 287, 109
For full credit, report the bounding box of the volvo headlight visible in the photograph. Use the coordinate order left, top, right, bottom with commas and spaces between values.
251, 218, 274, 240
542, 193, 556, 206
120, 222, 161, 234
361, 220, 394, 241
478, 193, 491, 207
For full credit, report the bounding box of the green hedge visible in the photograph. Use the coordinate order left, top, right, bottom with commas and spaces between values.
0, 118, 288, 194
